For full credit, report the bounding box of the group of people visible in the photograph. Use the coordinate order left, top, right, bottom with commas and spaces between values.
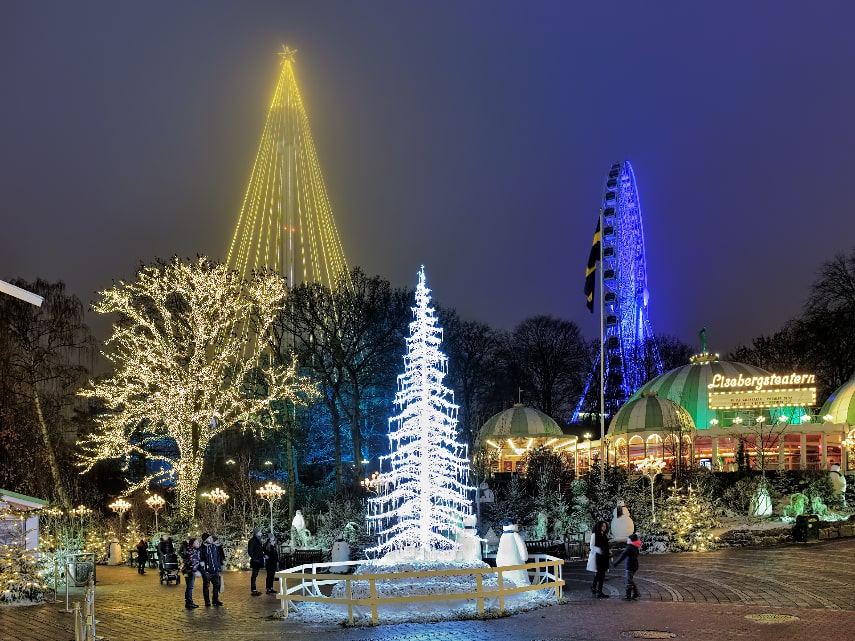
247, 528, 281, 596
176, 533, 225, 609
139, 528, 285, 609
587, 501, 643, 600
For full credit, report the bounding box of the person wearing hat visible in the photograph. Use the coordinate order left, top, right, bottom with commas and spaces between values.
200, 532, 224, 607
247, 528, 265, 596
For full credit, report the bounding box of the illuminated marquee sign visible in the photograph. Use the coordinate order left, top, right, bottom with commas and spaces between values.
707, 373, 817, 410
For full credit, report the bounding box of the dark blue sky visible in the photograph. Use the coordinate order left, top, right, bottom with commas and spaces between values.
2, 1, 853, 356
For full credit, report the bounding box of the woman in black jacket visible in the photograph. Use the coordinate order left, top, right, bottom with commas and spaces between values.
136, 540, 148, 575
263, 535, 280, 594
247, 528, 265, 596
587, 520, 611, 598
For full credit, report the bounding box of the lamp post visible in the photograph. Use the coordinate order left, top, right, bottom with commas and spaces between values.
209, 487, 230, 524
70, 504, 92, 519
583, 432, 592, 474
145, 494, 165, 533
361, 471, 383, 495
755, 415, 767, 476
256, 482, 285, 537
637, 455, 666, 523
69, 504, 92, 542
109, 498, 132, 531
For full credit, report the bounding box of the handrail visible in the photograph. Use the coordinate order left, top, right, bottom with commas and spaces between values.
275, 554, 564, 625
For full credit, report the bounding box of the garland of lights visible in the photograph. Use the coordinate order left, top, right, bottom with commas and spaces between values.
78, 256, 317, 519
366, 267, 472, 558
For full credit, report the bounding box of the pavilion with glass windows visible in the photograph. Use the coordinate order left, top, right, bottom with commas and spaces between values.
475, 404, 585, 474
606, 351, 854, 474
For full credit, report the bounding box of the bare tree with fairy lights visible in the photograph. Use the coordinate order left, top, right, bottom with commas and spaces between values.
77, 256, 317, 520
366, 267, 473, 560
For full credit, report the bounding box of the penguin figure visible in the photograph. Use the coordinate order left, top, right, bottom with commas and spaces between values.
496, 521, 530, 587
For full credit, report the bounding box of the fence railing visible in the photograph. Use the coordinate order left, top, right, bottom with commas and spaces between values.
275, 554, 564, 625
73, 574, 97, 641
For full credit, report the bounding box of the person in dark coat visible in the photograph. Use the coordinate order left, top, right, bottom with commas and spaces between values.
136, 540, 148, 575
263, 534, 280, 594
587, 520, 611, 598
613, 532, 642, 600
156, 534, 173, 573
157, 534, 174, 557
199, 532, 224, 607
247, 528, 265, 596
182, 537, 202, 609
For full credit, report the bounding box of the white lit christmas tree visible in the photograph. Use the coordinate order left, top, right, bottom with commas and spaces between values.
367, 267, 472, 559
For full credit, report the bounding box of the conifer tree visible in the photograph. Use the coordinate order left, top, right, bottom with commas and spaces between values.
367, 267, 472, 558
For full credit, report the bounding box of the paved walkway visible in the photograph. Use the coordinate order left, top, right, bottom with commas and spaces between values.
2, 537, 854, 641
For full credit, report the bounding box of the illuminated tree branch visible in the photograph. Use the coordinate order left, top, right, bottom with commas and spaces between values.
78, 256, 317, 519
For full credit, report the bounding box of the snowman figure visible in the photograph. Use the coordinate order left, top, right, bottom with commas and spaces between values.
479, 482, 495, 503
496, 521, 530, 587
330, 535, 350, 573
830, 463, 847, 507
456, 514, 483, 562
610, 499, 635, 540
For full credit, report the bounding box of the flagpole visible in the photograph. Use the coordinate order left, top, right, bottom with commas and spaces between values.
598, 207, 605, 484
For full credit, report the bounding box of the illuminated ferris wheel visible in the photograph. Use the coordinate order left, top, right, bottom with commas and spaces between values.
576, 160, 662, 419
601, 160, 661, 405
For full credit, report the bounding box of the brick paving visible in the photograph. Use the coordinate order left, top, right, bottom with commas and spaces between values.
2, 537, 854, 640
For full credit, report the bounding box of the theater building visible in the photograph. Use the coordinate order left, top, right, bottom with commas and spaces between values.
608, 351, 853, 473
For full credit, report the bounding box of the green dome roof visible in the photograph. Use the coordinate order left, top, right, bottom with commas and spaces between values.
610, 392, 695, 437
629, 353, 772, 429
477, 404, 564, 443
820, 375, 855, 425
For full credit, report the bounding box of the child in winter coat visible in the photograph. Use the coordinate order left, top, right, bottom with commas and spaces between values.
612, 532, 642, 600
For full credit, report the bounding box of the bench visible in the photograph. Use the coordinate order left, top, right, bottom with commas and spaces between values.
525, 540, 565, 558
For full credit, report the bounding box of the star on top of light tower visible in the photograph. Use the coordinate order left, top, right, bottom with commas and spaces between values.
279, 45, 298, 63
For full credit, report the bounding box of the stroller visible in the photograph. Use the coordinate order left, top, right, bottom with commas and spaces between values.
159, 552, 181, 585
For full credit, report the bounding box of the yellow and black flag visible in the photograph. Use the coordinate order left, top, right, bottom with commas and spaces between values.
584, 218, 601, 312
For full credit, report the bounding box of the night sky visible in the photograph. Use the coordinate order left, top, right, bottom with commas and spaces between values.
2, 2, 854, 356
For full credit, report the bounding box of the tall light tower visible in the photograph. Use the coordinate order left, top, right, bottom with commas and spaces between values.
227, 46, 349, 290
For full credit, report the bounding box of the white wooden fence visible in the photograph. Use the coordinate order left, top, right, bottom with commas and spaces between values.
275, 554, 564, 625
